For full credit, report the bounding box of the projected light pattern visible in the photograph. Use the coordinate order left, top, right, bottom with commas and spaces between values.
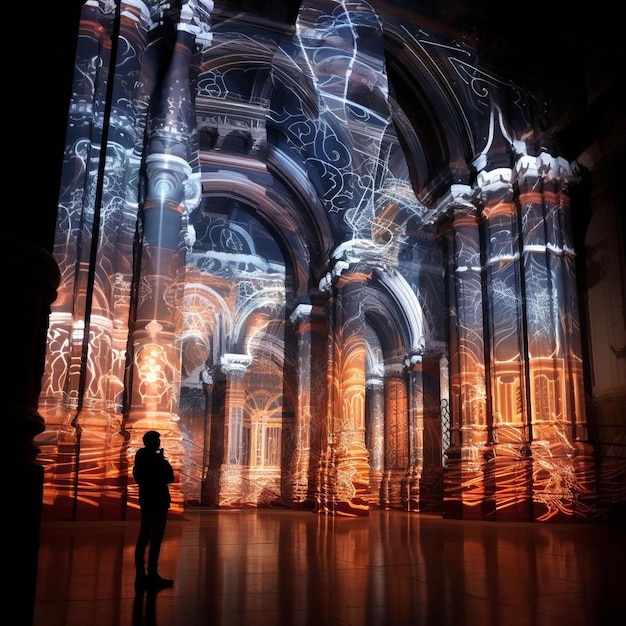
35, 0, 613, 523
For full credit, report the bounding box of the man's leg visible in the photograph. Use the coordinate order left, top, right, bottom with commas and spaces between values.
146, 512, 173, 587
135, 514, 152, 581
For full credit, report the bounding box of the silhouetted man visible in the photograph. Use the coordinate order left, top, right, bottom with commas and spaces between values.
133, 430, 175, 589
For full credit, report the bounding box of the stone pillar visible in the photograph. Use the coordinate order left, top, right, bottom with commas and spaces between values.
439, 188, 490, 519
38, 1, 152, 520
405, 355, 424, 512
218, 354, 251, 507
380, 361, 408, 510
517, 153, 597, 521
476, 166, 532, 521
366, 375, 385, 508
316, 267, 371, 516
334, 274, 371, 516
418, 354, 444, 511
289, 303, 314, 507
125, 4, 211, 518
200, 370, 214, 506
124, 149, 193, 520
314, 279, 337, 514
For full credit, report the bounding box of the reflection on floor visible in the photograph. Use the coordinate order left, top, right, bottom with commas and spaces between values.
34, 508, 625, 626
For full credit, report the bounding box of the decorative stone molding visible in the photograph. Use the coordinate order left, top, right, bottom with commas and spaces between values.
220, 353, 252, 377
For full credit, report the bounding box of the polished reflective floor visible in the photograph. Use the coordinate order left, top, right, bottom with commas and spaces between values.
34, 508, 624, 626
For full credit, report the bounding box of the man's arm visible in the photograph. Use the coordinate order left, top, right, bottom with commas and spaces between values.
163, 458, 175, 484
132, 449, 146, 482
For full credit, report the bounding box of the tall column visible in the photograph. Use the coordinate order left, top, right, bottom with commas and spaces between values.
476, 166, 532, 521
334, 274, 371, 516
289, 303, 313, 507
218, 354, 251, 507
316, 268, 371, 516
38, 1, 152, 521
315, 278, 337, 514
125, 2, 211, 519
418, 355, 444, 511
365, 375, 385, 508
553, 162, 596, 518
405, 355, 424, 512
439, 188, 490, 519
517, 153, 596, 521
200, 369, 214, 506
380, 361, 409, 510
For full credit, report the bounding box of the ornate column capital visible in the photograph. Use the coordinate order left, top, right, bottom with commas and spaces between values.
220, 353, 252, 379
432, 184, 476, 218
366, 375, 385, 389
537, 152, 573, 181
384, 361, 405, 378
404, 351, 423, 370
474, 167, 514, 206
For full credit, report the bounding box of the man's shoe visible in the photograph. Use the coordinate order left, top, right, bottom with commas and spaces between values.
145, 573, 174, 588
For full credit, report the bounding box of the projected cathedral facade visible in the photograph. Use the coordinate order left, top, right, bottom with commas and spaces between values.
35, 0, 624, 522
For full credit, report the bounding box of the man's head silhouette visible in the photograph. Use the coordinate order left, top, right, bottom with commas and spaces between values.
142, 431, 161, 449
